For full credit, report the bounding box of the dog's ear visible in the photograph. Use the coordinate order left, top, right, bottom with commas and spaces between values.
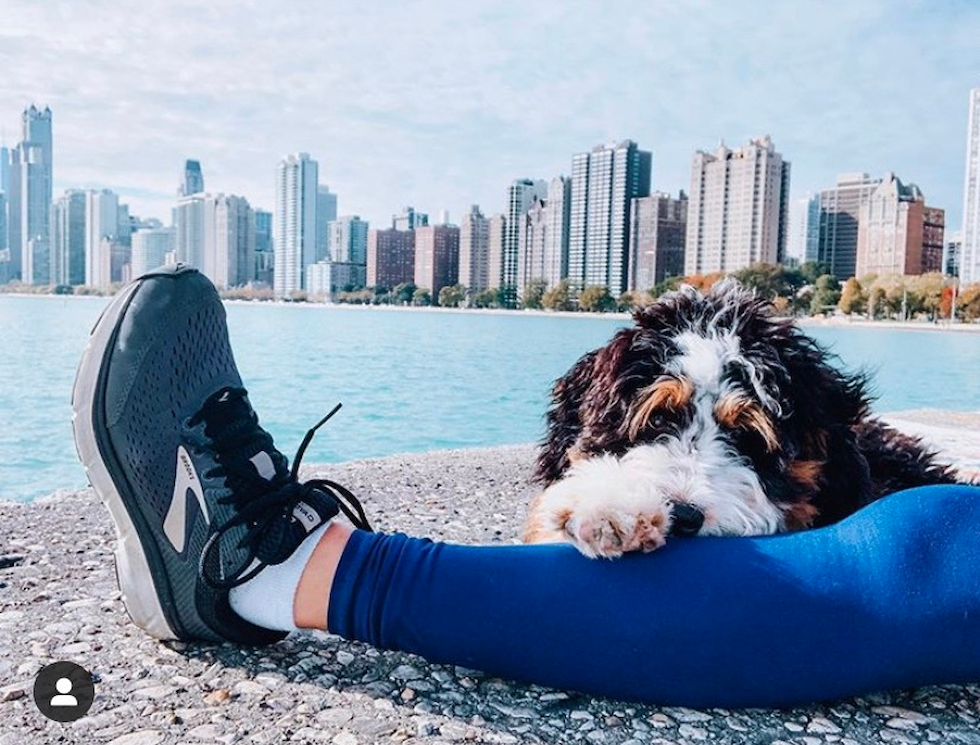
535, 328, 639, 484
535, 349, 599, 484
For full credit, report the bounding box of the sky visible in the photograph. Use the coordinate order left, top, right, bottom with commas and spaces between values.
2, 0, 979, 232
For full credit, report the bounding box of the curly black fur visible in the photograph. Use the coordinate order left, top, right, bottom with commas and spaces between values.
536, 281, 959, 529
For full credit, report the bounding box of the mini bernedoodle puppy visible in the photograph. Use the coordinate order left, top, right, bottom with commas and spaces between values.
524, 280, 961, 558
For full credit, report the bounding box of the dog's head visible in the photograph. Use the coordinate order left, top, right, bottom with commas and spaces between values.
536, 280, 874, 532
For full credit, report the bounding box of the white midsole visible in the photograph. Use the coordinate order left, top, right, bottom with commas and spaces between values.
71, 282, 178, 641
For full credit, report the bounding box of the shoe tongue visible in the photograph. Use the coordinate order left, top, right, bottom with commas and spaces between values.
253, 489, 340, 565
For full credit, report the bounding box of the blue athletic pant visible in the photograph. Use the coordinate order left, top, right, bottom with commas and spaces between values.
327, 485, 980, 708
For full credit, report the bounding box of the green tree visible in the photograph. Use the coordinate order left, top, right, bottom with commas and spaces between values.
799, 261, 831, 285
521, 280, 547, 310
958, 283, 980, 321
412, 287, 432, 306
393, 282, 417, 305
650, 275, 683, 298
471, 288, 498, 309
731, 263, 788, 299
542, 279, 576, 311
438, 283, 466, 308
579, 285, 616, 313
809, 274, 841, 315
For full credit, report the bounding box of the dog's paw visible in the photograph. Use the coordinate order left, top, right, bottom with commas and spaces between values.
525, 453, 676, 558
563, 507, 670, 558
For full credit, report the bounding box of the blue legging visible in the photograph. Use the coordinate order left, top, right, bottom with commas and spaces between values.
327, 485, 980, 708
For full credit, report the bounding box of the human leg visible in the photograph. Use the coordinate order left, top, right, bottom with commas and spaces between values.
308, 483, 980, 708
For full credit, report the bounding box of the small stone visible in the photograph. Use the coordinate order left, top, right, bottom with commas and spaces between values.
400, 688, 416, 701
188, 724, 223, 740
134, 685, 177, 699
678, 723, 708, 740
332, 732, 358, 745
316, 707, 354, 725
1, 688, 25, 702
785, 722, 805, 732
204, 688, 231, 705
232, 680, 269, 697
390, 664, 422, 680
106, 732, 165, 745
335, 650, 355, 666
808, 716, 843, 734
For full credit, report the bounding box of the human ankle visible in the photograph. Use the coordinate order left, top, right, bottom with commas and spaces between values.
294, 522, 354, 630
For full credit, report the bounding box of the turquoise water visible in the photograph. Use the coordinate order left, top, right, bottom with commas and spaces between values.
2, 294, 979, 502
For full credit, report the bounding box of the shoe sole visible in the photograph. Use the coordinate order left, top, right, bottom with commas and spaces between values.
72, 279, 179, 641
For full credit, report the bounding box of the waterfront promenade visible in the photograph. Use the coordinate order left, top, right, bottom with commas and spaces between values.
1, 412, 978, 744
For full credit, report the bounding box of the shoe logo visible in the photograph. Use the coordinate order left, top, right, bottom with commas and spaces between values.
163, 445, 211, 553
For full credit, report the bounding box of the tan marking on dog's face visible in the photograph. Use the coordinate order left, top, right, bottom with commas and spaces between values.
565, 446, 587, 465
713, 393, 779, 452
787, 459, 824, 492
628, 376, 694, 440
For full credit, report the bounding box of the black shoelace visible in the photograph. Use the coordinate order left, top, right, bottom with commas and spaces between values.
192, 387, 372, 590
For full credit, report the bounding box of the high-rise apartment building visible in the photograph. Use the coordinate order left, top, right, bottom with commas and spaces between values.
175, 193, 255, 287
487, 214, 506, 289
855, 173, 944, 277
8, 105, 54, 284
685, 136, 789, 276
817, 173, 881, 280
206, 195, 255, 288
131, 226, 176, 278
517, 177, 571, 297
0, 144, 8, 271
180, 160, 204, 196
628, 191, 688, 291
787, 194, 820, 267
367, 228, 415, 289
945, 230, 962, 277
316, 185, 338, 262
317, 214, 368, 291
502, 179, 547, 306
960, 88, 980, 284
51, 189, 86, 286
175, 193, 207, 269
274, 153, 319, 297
414, 224, 459, 301
458, 205, 490, 294
254, 209, 272, 285
85, 189, 119, 288
569, 141, 652, 295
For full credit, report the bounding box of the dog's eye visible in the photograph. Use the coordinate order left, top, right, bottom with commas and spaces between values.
649, 413, 667, 429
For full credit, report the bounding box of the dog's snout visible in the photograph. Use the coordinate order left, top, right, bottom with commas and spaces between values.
670, 503, 705, 536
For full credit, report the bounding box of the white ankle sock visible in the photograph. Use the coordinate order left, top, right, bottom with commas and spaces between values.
228, 523, 330, 632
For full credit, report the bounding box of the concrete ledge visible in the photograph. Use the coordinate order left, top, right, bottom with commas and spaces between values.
1, 437, 979, 744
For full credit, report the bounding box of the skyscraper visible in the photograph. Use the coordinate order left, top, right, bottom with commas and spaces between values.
817, 173, 881, 280
487, 214, 506, 289
51, 189, 87, 286
85, 189, 120, 288
205, 194, 255, 288
787, 194, 821, 267
459, 205, 490, 294
685, 136, 789, 276
180, 160, 204, 196
569, 141, 652, 294
393, 206, 429, 231
316, 214, 368, 291
274, 153, 319, 297
175, 193, 207, 269
628, 191, 688, 291
316, 185, 338, 262
960, 88, 980, 284
503, 179, 547, 306
0, 145, 8, 272
10, 106, 54, 284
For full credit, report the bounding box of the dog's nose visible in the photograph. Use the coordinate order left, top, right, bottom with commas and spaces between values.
670, 504, 705, 537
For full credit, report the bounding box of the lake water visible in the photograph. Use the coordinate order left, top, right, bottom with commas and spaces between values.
2, 294, 979, 502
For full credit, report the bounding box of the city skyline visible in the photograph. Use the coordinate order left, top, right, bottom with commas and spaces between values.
2, 2, 978, 234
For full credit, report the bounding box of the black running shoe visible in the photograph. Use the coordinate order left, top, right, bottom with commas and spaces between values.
72, 265, 370, 644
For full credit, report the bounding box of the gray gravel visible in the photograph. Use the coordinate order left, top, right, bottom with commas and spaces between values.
2, 444, 979, 745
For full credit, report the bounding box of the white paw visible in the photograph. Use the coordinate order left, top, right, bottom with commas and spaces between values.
527, 453, 675, 558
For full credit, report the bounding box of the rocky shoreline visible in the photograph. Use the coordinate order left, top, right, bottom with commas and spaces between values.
2, 418, 979, 745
